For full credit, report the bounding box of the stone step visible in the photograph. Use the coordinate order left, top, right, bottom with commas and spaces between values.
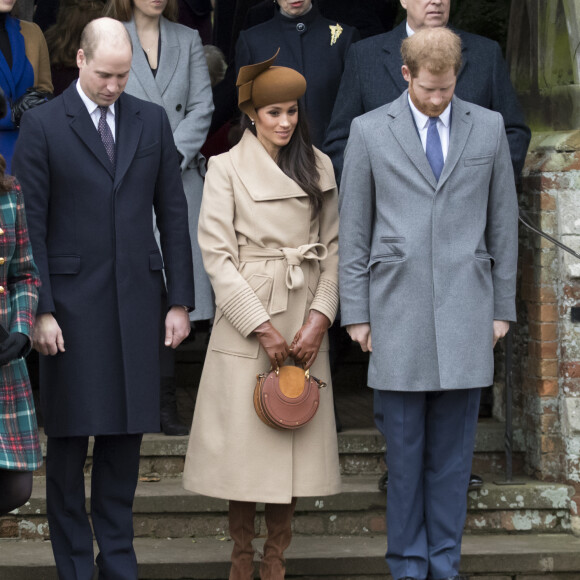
1, 533, 579, 579
32, 421, 526, 478
3, 474, 571, 541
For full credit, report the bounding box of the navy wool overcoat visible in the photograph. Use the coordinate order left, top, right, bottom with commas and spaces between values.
12, 85, 195, 437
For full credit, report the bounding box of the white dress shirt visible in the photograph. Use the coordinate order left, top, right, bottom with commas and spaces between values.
407, 95, 451, 161
76, 81, 116, 142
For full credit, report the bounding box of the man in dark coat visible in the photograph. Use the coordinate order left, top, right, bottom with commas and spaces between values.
323, 0, 531, 181
235, 0, 359, 148
12, 18, 195, 579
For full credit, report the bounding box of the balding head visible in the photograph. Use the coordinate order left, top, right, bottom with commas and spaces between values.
80, 17, 133, 63
76, 17, 133, 107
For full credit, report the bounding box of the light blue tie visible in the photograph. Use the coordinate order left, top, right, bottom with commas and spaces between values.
426, 116, 444, 181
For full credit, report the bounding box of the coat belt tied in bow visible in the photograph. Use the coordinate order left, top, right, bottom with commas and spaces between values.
238, 243, 328, 314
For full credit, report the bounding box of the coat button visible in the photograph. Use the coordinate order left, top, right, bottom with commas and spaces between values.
176, 104, 182, 111
296, 22, 306, 32
0, 228, 4, 235
0, 258, 5, 265
0, 286, 5, 294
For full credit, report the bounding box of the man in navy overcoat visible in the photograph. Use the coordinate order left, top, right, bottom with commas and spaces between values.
323, 0, 531, 181
339, 27, 518, 580
12, 18, 195, 579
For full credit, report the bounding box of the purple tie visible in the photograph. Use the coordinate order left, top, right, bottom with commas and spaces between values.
98, 106, 115, 168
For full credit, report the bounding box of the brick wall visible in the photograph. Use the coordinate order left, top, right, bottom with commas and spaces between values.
519, 130, 580, 533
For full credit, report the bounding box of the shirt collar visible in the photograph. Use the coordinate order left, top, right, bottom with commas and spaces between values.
76, 80, 116, 118
407, 93, 451, 130
406, 21, 414, 37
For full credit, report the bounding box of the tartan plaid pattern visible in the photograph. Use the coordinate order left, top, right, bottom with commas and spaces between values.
0, 178, 41, 471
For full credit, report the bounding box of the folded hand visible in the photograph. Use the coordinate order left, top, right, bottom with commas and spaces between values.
289, 310, 330, 370
254, 321, 290, 369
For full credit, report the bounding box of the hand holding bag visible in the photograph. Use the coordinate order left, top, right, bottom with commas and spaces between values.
254, 365, 326, 430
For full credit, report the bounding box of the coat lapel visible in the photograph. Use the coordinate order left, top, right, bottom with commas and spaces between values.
381, 22, 408, 96
437, 96, 472, 190
113, 93, 143, 189
63, 85, 115, 178
388, 92, 438, 190
231, 131, 307, 201
124, 19, 165, 106
155, 17, 180, 97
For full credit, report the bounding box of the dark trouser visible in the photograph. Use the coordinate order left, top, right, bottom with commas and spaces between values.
374, 388, 481, 580
46, 434, 143, 580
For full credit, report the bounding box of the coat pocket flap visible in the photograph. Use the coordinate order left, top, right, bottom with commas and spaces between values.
149, 252, 164, 271
464, 154, 493, 166
475, 250, 495, 265
48, 255, 81, 275
134, 141, 159, 159
367, 253, 405, 269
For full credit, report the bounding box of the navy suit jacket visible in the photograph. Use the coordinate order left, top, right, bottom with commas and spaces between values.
12, 85, 195, 437
323, 21, 531, 181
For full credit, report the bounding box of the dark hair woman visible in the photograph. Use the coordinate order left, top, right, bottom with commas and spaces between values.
183, 53, 341, 580
44, 0, 106, 96
0, 88, 42, 516
104, 0, 214, 435
0, 0, 52, 172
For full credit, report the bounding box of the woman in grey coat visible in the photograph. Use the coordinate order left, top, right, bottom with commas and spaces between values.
105, 0, 214, 434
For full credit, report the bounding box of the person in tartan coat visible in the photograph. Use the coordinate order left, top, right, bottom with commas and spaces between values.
0, 89, 42, 515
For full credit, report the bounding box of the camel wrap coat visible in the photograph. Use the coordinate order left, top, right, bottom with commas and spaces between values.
183, 130, 341, 503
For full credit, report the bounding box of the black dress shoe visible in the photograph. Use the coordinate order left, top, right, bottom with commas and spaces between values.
378, 469, 388, 491
468, 473, 483, 489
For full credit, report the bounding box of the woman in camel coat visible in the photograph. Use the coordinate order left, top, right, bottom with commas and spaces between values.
183, 54, 341, 580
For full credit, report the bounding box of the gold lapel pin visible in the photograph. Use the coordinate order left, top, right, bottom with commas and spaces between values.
329, 23, 343, 46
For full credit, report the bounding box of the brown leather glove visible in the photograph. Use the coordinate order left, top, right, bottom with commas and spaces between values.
253, 321, 290, 369
289, 310, 330, 370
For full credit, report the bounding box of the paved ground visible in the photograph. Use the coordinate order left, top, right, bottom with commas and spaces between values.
3, 534, 580, 579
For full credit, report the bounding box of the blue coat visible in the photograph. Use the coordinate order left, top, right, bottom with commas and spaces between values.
324, 21, 531, 180
12, 85, 195, 437
236, 6, 359, 147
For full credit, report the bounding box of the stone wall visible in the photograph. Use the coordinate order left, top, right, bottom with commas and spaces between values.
519, 130, 580, 533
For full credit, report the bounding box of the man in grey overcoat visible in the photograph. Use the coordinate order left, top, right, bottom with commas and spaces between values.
338, 27, 518, 580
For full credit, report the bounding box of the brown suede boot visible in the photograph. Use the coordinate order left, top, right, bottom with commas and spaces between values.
259, 498, 297, 580
229, 500, 257, 580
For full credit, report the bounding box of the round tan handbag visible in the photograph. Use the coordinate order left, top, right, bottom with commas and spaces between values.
253, 365, 326, 430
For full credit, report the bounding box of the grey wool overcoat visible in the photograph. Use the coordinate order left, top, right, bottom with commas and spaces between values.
183, 130, 342, 503
339, 93, 519, 391
124, 17, 215, 321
